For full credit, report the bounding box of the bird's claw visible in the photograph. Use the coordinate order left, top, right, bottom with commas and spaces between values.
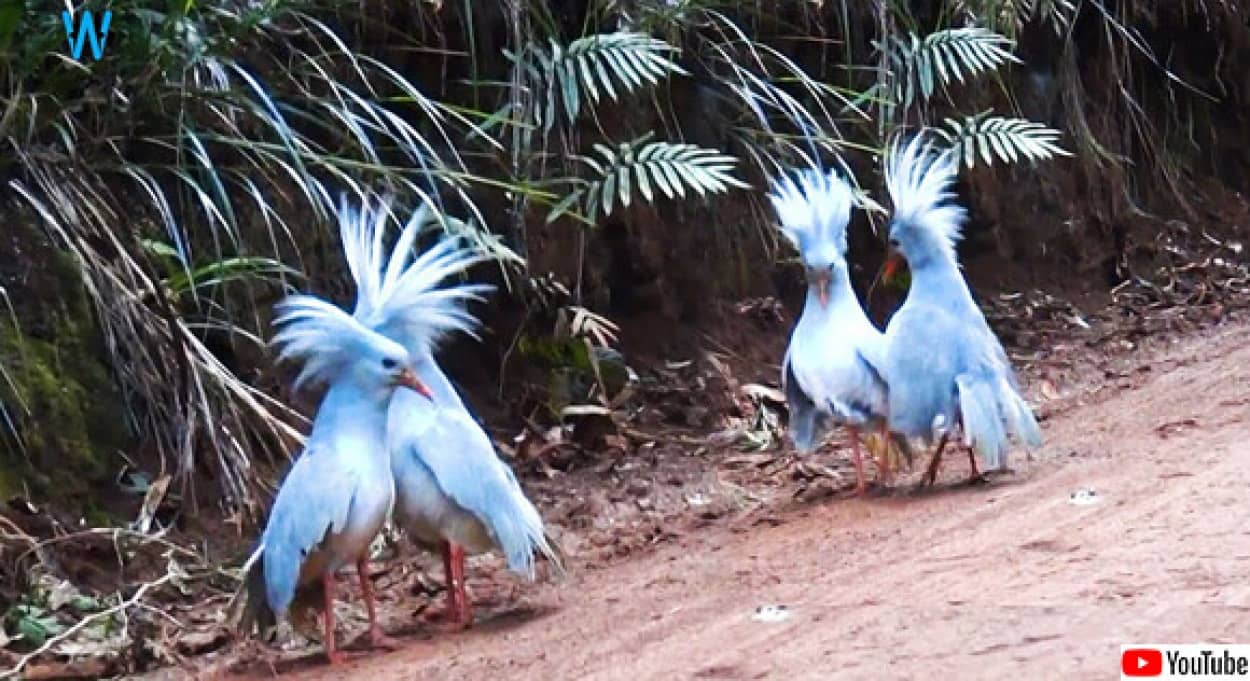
369, 630, 400, 651
326, 650, 348, 666
420, 605, 473, 631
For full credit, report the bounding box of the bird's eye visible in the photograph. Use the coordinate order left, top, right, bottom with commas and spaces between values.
381, 358, 398, 370
889, 238, 900, 247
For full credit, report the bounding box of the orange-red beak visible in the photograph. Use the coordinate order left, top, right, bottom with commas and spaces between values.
808, 271, 831, 309
395, 368, 433, 400
883, 250, 902, 283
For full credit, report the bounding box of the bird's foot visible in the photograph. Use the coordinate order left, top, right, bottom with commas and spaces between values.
419, 606, 473, 632
368, 629, 400, 651
325, 650, 347, 666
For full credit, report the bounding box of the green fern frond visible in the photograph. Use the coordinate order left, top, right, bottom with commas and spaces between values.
879, 27, 1021, 108
934, 113, 1072, 167
521, 32, 688, 133
548, 137, 749, 224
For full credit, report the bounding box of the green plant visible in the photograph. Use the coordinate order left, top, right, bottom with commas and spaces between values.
513, 32, 688, 133
2, 1, 500, 511
937, 112, 1071, 166
878, 27, 1021, 113
550, 136, 750, 223
873, 21, 1068, 168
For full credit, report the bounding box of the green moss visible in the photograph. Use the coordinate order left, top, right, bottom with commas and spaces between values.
0, 319, 125, 500
0, 240, 127, 503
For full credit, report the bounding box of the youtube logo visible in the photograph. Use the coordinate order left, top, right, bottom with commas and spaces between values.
1122, 648, 1163, 677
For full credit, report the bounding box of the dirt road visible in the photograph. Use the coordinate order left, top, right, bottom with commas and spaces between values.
225, 322, 1250, 680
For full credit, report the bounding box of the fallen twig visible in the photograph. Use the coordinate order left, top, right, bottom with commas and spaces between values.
1, 573, 175, 679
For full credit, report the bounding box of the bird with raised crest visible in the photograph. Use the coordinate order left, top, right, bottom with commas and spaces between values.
230, 196, 484, 665
880, 136, 1043, 485
345, 198, 564, 630
770, 167, 913, 494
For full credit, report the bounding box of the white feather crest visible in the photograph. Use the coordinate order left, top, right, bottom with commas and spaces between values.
767, 168, 854, 256
885, 136, 967, 258
338, 195, 493, 354
271, 294, 401, 390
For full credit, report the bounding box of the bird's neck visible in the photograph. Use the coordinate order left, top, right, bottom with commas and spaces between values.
308, 381, 392, 454
801, 271, 861, 323
906, 258, 977, 310
410, 351, 465, 408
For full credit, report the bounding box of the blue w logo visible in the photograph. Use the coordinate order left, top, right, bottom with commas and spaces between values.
61, 10, 113, 61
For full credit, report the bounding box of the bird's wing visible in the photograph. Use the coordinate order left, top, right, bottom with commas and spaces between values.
782, 345, 826, 452
399, 407, 559, 578
956, 307, 1024, 392
259, 444, 362, 615
854, 346, 889, 401
965, 335, 1043, 451
882, 300, 966, 438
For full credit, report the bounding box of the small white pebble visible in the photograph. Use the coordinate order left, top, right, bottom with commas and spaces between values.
752, 605, 792, 623
1069, 488, 1100, 506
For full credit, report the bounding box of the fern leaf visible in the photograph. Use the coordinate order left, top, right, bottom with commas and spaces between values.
521, 32, 688, 132
547, 138, 749, 224
880, 27, 1021, 108
934, 113, 1072, 168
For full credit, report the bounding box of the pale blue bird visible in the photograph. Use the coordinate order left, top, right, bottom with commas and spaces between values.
345, 198, 563, 628
771, 167, 911, 494
232, 199, 483, 665
880, 136, 1043, 484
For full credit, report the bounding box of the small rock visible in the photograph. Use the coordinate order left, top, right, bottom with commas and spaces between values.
751, 604, 792, 623
1069, 488, 1100, 506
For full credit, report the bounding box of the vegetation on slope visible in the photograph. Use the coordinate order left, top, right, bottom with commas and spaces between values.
0, 0, 1244, 517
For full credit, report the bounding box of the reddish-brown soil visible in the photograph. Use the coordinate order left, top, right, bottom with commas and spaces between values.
146, 318, 1250, 681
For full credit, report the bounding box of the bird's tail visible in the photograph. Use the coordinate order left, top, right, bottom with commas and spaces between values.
227, 545, 325, 642
487, 466, 567, 582
999, 379, 1043, 450
955, 373, 1042, 470
497, 494, 566, 581
227, 546, 277, 639
540, 529, 569, 582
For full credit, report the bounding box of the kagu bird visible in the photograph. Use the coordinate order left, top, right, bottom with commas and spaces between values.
880, 137, 1043, 484
231, 198, 483, 664
345, 199, 563, 628
771, 168, 910, 494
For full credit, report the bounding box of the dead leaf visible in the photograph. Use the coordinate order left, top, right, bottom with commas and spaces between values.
561, 404, 613, 417
23, 659, 110, 680
132, 474, 171, 534
174, 627, 230, 656
741, 383, 785, 405
721, 453, 776, 469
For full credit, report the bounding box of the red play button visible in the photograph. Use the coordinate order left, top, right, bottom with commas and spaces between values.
1122, 648, 1164, 676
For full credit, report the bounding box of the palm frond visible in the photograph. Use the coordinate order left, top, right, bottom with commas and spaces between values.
879, 27, 1021, 109
516, 32, 688, 133
549, 137, 750, 224
933, 114, 1072, 167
